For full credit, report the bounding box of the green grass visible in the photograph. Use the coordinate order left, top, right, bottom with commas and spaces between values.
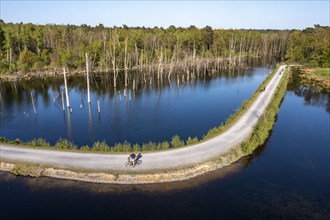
201, 66, 280, 141
241, 68, 288, 154
292, 66, 330, 92
315, 68, 330, 80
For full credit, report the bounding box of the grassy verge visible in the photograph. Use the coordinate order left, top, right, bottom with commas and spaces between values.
290, 66, 329, 92
315, 68, 330, 80
200, 66, 280, 141
0, 66, 282, 153
241, 68, 288, 154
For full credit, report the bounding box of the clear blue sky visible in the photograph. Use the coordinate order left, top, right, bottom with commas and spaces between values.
0, 1, 329, 29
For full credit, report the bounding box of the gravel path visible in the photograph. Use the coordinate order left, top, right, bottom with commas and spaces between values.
0, 66, 286, 172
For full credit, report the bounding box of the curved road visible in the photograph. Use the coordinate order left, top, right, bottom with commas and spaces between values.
0, 66, 286, 172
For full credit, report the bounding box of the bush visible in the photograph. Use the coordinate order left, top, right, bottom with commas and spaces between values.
28, 138, 50, 147
171, 135, 184, 148
161, 141, 170, 150
37, 138, 50, 147
112, 143, 123, 152
11, 138, 22, 145
150, 142, 158, 150
92, 141, 110, 152
132, 143, 141, 152
141, 141, 157, 151
80, 145, 90, 151
226, 113, 237, 126
186, 136, 199, 145
55, 138, 77, 150
156, 142, 162, 150
203, 127, 220, 140
0, 136, 9, 143
28, 139, 38, 147
241, 100, 249, 110
122, 141, 132, 152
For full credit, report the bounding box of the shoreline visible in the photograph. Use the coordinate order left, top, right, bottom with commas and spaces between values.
0, 145, 245, 184
291, 66, 329, 92
0, 65, 287, 184
0, 57, 251, 82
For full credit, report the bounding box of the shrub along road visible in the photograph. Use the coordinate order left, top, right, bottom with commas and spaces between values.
0, 66, 286, 172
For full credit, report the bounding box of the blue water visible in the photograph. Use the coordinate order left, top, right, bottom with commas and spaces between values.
0, 67, 271, 146
0, 72, 329, 220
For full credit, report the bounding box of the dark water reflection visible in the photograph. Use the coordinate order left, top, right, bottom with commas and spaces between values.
1, 67, 271, 146
0, 73, 329, 219
288, 74, 330, 112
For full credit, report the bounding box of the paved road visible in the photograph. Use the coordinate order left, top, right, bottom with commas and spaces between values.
0, 66, 286, 172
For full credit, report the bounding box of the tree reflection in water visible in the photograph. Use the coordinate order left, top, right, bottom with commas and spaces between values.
288, 74, 330, 113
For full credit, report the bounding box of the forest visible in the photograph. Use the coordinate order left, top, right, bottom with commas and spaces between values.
0, 20, 329, 77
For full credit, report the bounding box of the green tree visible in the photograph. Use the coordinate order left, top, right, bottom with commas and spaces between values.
161, 141, 170, 150
17, 48, 39, 71
0, 22, 329, 74
41, 49, 51, 66
133, 143, 141, 152
92, 141, 110, 152
202, 25, 214, 50
186, 136, 199, 145
0, 26, 5, 52
171, 135, 185, 148
55, 138, 77, 150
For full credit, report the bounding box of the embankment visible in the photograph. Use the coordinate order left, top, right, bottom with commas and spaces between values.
0, 66, 288, 184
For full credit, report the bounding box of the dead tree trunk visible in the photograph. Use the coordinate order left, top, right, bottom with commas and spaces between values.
124, 37, 128, 87
168, 56, 175, 80
86, 53, 91, 103
135, 42, 139, 68
63, 67, 70, 109
112, 31, 118, 88
157, 47, 163, 80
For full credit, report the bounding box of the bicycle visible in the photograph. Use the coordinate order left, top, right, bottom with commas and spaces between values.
125, 158, 142, 167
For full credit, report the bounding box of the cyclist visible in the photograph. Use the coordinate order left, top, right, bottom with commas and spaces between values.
129, 152, 136, 167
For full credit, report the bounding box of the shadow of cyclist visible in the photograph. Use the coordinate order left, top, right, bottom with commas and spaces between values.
136, 153, 143, 161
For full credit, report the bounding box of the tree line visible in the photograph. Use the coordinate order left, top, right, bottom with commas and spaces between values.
0, 21, 329, 75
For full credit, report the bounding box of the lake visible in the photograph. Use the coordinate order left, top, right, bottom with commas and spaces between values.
0, 70, 329, 220
1, 67, 271, 146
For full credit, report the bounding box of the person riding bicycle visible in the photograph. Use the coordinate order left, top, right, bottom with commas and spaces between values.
129, 152, 136, 167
